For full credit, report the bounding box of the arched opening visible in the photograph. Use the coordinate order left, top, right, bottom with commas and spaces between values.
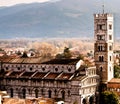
61, 90, 65, 100
99, 56, 101, 62
54, 89, 57, 96
100, 46, 103, 51
101, 56, 104, 61
98, 46, 100, 51
99, 56, 104, 62
41, 89, 44, 96
22, 88, 26, 99
68, 90, 70, 97
35, 89, 39, 98
82, 98, 87, 104
10, 88, 13, 97
100, 67, 103, 72
89, 96, 94, 104
48, 90, 52, 98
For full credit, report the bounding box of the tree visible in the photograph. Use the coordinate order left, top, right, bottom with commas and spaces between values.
114, 65, 120, 78
55, 47, 72, 59
101, 91, 119, 104
63, 47, 72, 58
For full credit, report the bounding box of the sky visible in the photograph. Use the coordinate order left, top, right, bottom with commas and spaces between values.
0, 0, 52, 6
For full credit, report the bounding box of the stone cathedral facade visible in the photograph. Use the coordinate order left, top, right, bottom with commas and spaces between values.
0, 58, 99, 104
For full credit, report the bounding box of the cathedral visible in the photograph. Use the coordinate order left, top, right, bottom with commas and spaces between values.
0, 58, 99, 104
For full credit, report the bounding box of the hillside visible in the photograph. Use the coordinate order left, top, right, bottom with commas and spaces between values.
0, 0, 119, 39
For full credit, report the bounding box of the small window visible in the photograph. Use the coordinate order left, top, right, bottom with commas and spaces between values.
109, 45, 112, 51
109, 24, 112, 30
68, 90, 71, 97
30, 68, 33, 71
110, 56, 112, 61
18, 67, 20, 70
109, 66, 111, 71
99, 56, 104, 62
42, 68, 45, 71
100, 67, 103, 72
68, 68, 71, 72
109, 35, 112, 40
6, 67, 8, 70
97, 35, 105, 40
55, 68, 58, 71
97, 24, 105, 30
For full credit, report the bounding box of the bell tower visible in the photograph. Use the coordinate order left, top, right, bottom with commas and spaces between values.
94, 13, 114, 85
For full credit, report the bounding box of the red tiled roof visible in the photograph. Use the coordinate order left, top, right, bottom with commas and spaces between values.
8, 72, 22, 78
107, 78, 120, 88
109, 78, 120, 83
57, 73, 73, 80
32, 72, 47, 79
45, 73, 59, 79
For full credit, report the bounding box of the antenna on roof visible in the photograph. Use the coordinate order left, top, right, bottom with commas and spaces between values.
102, 4, 104, 14
102, 0, 105, 14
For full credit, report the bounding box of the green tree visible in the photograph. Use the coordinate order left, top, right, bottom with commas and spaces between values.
55, 47, 72, 59
63, 47, 72, 58
101, 91, 119, 104
114, 65, 120, 78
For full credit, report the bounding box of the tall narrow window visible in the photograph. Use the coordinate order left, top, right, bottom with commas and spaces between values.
99, 56, 104, 62
110, 56, 112, 61
99, 56, 101, 62
100, 67, 103, 72
102, 56, 104, 62
109, 45, 112, 51
68, 90, 71, 97
61, 90, 65, 100
109, 66, 111, 71
109, 24, 112, 30
10, 88, 13, 97
48, 90, 52, 98
54, 89, 57, 96
35, 89, 39, 98
22, 89, 26, 99
97, 24, 105, 30
41, 89, 44, 96
109, 35, 112, 40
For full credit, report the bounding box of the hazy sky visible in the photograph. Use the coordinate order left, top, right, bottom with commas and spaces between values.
0, 0, 51, 6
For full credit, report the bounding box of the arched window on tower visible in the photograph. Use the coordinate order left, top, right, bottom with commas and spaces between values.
99, 56, 104, 62
102, 56, 104, 61
98, 46, 101, 51
109, 45, 112, 51
110, 56, 112, 61
100, 67, 103, 72
98, 45, 105, 51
